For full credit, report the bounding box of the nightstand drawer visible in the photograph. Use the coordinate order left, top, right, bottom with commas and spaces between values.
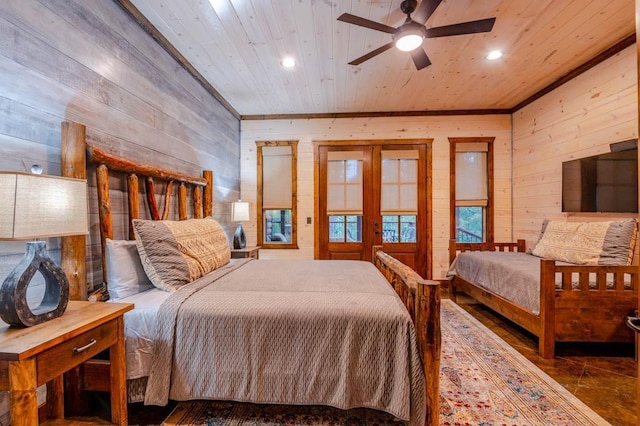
36, 319, 118, 385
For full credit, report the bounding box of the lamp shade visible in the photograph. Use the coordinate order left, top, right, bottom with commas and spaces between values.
231, 201, 250, 222
0, 172, 88, 240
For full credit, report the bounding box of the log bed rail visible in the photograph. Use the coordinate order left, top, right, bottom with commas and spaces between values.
373, 245, 441, 426
448, 238, 638, 359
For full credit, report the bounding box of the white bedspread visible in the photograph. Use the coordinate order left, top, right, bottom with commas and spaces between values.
142, 259, 426, 425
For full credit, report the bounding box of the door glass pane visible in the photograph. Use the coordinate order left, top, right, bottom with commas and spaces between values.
381, 152, 418, 215
382, 216, 399, 242
455, 206, 484, 242
400, 215, 417, 242
346, 215, 362, 242
329, 215, 344, 242
264, 209, 292, 243
400, 159, 417, 181
327, 157, 363, 215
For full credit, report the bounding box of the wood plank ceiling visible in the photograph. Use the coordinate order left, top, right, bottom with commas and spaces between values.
126, 0, 635, 116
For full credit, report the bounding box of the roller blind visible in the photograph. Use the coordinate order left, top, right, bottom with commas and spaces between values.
327, 151, 363, 215
381, 150, 418, 215
455, 144, 488, 205
262, 145, 292, 209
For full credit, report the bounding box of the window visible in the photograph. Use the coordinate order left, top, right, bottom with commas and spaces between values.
449, 138, 494, 242
327, 151, 363, 243
257, 141, 298, 248
381, 150, 418, 243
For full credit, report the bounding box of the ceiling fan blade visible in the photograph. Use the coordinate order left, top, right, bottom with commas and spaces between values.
412, 0, 443, 25
348, 42, 395, 66
410, 48, 432, 70
337, 13, 396, 34
425, 17, 496, 38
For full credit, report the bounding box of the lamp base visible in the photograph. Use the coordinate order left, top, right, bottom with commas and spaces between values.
0, 241, 69, 327
233, 223, 246, 249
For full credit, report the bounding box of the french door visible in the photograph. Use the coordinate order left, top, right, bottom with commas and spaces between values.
316, 141, 431, 278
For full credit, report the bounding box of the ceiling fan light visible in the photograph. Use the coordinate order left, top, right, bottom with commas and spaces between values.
395, 32, 424, 52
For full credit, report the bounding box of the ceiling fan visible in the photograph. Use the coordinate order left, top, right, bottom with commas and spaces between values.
338, 0, 496, 70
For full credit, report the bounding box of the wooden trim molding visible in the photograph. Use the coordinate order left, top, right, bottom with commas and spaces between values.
113, 0, 240, 119
256, 140, 299, 249
242, 109, 511, 120
448, 137, 495, 243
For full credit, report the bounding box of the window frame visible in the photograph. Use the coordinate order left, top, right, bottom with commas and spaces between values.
256, 140, 299, 249
449, 137, 495, 242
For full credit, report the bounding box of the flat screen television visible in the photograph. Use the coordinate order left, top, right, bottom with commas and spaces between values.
562, 147, 638, 213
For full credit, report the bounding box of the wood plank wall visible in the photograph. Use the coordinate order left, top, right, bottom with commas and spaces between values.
240, 116, 513, 279
0, 0, 240, 292
512, 45, 638, 247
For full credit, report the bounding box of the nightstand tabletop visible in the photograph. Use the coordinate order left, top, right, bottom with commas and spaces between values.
0, 301, 133, 361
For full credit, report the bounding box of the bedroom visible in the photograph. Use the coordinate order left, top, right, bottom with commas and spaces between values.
0, 0, 637, 425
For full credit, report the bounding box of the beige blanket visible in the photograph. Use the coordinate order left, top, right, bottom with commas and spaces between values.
144, 259, 426, 425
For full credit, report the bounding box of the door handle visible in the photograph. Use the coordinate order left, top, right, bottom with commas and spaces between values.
374, 222, 379, 235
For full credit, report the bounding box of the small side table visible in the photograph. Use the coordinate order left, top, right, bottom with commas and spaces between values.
0, 300, 133, 425
231, 246, 260, 259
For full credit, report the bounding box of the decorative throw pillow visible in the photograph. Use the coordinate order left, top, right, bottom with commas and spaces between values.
132, 217, 231, 291
530, 219, 637, 265
105, 239, 154, 300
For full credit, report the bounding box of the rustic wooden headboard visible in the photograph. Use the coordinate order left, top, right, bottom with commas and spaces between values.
59, 121, 213, 300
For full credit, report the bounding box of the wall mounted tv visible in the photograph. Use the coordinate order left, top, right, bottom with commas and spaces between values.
562, 143, 638, 213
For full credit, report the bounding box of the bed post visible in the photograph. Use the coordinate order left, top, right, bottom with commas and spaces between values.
372, 247, 441, 426
448, 239, 458, 301
61, 121, 88, 301
417, 280, 441, 426
203, 170, 213, 217
539, 259, 556, 358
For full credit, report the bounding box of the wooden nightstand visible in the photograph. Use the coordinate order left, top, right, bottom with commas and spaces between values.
0, 301, 133, 425
231, 246, 260, 259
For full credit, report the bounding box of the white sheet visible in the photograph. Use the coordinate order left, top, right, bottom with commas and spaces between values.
109, 288, 171, 379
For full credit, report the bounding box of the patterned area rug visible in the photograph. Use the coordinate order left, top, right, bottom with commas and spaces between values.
162, 300, 609, 425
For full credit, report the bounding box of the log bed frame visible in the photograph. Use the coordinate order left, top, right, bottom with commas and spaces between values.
448, 238, 638, 359
58, 121, 441, 426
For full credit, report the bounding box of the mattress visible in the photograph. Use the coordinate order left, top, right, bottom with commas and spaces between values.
447, 251, 633, 315
448, 251, 542, 313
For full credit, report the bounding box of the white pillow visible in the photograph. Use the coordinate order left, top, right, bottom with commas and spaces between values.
105, 239, 154, 300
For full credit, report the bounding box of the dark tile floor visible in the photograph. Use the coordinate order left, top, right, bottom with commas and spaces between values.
100, 295, 639, 425
455, 295, 637, 426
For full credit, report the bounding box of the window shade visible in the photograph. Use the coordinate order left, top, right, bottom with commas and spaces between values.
455, 150, 487, 201
262, 145, 292, 209
381, 150, 418, 215
327, 151, 363, 215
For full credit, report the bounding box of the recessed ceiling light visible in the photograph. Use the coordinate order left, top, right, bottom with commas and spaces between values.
281, 56, 296, 68
486, 50, 503, 60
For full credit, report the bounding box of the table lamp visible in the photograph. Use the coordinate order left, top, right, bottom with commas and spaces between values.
231, 201, 250, 249
0, 171, 88, 327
